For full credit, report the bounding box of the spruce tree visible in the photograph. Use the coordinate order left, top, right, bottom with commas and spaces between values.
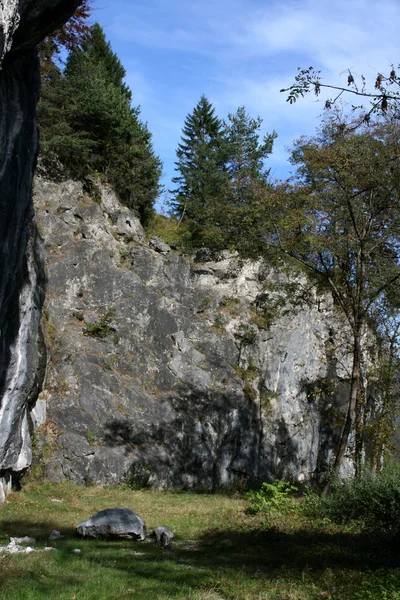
171, 95, 229, 246
225, 107, 276, 205
37, 23, 161, 224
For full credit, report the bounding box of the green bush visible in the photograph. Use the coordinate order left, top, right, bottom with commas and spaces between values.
245, 479, 298, 516
83, 307, 115, 339
302, 463, 400, 536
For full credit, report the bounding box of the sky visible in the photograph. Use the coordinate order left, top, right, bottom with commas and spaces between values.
91, 0, 400, 209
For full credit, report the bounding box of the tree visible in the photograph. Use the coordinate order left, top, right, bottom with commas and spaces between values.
225, 107, 276, 205
37, 23, 162, 223
264, 115, 400, 477
171, 95, 229, 247
39, 0, 92, 80
281, 65, 400, 126
222, 107, 276, 251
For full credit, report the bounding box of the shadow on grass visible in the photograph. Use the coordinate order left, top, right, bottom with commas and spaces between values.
0, 520, 399, 598
196, 526, 400, 572
0, 520, 77, 543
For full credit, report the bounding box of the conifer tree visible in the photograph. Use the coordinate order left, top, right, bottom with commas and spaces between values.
171, 95, 229, 246
37, 23, 161, 224
225, 107, 276, 205
222, 107, 276, 252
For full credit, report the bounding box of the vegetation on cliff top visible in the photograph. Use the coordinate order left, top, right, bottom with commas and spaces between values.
38, 21, 162, 225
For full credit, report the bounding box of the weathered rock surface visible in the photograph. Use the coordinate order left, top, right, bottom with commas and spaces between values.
149, 236, 171, 253
0, 0, 83, 502
76, 508, 147, 540
32, 177, 359, 489
152, 525, 174, 548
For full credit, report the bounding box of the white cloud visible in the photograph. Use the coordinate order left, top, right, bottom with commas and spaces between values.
97, 0, 400, 188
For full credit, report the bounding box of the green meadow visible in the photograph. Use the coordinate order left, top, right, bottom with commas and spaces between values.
0, 482, 399, 600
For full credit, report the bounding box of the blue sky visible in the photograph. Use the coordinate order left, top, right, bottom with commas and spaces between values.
91, 0, 400, 209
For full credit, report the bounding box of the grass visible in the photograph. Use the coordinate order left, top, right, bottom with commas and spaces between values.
145, 214, 190, 249
0, 482, 399, 599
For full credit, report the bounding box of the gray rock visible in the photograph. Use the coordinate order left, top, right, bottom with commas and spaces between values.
31, 176, 379, 491
76, 508, 147, 540
152, 526, 174, 548
48, 530, 62, 541
10, 536, 36, 545
149, 236, 171, 253
0, 0, 83, 503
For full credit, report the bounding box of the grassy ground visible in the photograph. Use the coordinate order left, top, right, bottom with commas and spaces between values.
0, 482, 399, 600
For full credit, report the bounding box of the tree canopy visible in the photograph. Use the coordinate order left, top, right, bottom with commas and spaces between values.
37, 22, 162, 224
170, 95, 228, 247
170, 98, 276, 249
262, 114, 400, 475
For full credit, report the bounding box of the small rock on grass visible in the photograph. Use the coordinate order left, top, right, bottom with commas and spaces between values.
10, 536, 36, 545
152, 526, 174, 548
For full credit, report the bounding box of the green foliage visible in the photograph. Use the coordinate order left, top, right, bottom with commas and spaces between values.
235, 323, 257, 346
1, 483, 400, 600
83, 307, 115, 339
86, 429, 97, 446
170, 99, 276, 251
219, 296, 240, 316
258, 114, 400, 475
243, 383, 257, 402
260, 387, 279, 409
37, 23, 162, 224
212, 313, 227, 332
122, 464, 151, 489
197, 296, 213, 313
245, 480, 298, 516
170, 95, 229, 247
225, 107, 276, 202
303, 463, 400, 536
144, 213, 189, 248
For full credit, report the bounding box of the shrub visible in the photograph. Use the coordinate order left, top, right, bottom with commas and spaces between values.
83, 307, 115, 339
302, 463, 400, 536
245, 480, 298, 516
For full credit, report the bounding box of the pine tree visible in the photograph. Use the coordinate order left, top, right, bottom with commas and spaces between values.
225, 107, 276, 205
171, 95, 229, 246
222, 107, 276, 252
37, 23, 162, 224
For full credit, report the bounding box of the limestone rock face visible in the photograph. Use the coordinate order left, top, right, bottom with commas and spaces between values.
33, 178, 356, 489
0, 0, 82, 501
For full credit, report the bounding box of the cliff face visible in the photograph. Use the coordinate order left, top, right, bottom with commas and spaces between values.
0, 0, 81, 501
33, 177, 355, 490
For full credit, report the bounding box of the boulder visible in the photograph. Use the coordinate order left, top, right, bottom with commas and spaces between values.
76, 508, 146, 540
149, 235, 171, 253
152, 525, 174, 548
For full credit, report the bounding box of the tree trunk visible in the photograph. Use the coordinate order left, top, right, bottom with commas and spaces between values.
332, 331, 362, 477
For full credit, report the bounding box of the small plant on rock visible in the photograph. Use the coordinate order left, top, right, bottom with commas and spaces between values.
83, 307, 115, 339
